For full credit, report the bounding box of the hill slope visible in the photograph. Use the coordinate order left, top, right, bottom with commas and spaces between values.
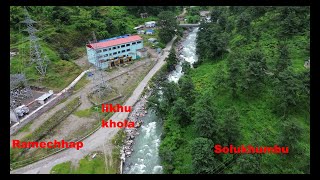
153, 6, 309, 174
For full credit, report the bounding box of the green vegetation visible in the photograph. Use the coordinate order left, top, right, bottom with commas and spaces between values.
73, 108, 93, 118
157, 11, 178, 44
185, 6, 203, 23
149, 6, 309, 174
10, 6, 181, 90
51, 152, 117, 174
51, 161, 73, 174
13, 121, 32, 135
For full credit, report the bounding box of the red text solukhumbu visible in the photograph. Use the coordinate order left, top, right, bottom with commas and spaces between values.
213, 144, 289, 154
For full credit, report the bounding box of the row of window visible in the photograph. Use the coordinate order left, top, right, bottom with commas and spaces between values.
97, 41, 142, 53
99, 49, 131, 57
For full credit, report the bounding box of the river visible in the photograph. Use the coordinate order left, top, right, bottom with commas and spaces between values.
123, 27, 199, 174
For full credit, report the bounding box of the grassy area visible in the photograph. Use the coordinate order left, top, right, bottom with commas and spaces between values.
12, 121, 32, 135
50, 161, 73, 174
10, 41, 82, 92
73, 76, 89, 92
73, 108, 93, 118
51, 152, 108, 174
51, 151, 120, 174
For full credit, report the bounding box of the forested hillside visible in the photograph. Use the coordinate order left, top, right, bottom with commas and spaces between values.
148, 6, 310, 174
10, 6, 181, 90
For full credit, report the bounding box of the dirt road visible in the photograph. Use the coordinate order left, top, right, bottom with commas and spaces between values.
11, 35, 177, 174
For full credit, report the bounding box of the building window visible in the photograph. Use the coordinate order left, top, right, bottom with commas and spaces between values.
122, 50, 125, 53
121, 45, 125, 48
109, 48, 111, 50
103, 49, 108, 52
118, 51, 120, 53
117, 46, 120, 48
126, 44, 130, 47
104, 54, 108, 57
132, 42, 136, 45
137, 41, 141, 44
113, 47, 116, 50
127, 49, 130, 52
109, 53, 112, 56
97, 50, 102, 53
113, 52, 117, 55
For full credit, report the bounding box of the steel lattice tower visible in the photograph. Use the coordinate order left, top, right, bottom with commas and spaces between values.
20, 7, 50, 78
10, 20, 33, 115
91, 32, 111, 101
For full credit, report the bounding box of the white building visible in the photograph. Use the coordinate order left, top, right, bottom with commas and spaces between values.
36, 90, 53, 105
145, 21, 156, 28
86, 35, 144, 69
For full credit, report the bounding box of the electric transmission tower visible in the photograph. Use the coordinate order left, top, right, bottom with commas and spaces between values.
20, 7, 50, 79
90, 32, 111, 103
10, 22, 33, 113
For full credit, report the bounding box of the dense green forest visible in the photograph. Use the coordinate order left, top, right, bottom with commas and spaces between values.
10, 6, 181, 90
148, 6, 310, 174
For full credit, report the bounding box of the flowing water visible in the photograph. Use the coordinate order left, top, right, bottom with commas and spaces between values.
168, 27, 199, 83
123, 27, 198, 174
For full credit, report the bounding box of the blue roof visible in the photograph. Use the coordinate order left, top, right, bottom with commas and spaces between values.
146, 29, 154, 32
98, 34, 131, 43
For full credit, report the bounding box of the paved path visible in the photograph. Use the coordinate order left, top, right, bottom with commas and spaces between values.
11, 35, 177, 174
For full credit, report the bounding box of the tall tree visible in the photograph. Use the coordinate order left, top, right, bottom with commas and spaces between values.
278, 7, 309, 37
226, 53, 242, 98
197, 23, 228, 60
280, 119, 302, 156
158, 11, 177, 44
166, 48, 178, 72
191, 138, 222, 174
178, 75, 195, 106
275, 42, 291, 74
232, 154, 262, 174
222, 108, 241, 145
193, 94, 219, 140
172, 97, 191, 126
162, 81, 179, 106
242, 50, 267, 95
181, 61, 191, 74
236, 11, 251, 36
272, 69, 301, 117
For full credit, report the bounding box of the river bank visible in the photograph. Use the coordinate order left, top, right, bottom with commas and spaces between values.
121, 28, 197, 174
